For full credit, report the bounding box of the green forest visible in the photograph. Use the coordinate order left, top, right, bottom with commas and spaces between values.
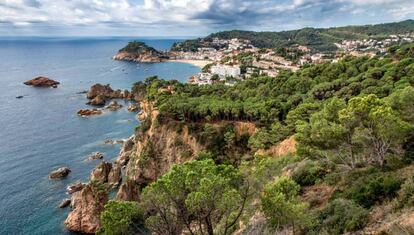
99, 44, 414, 234
172, 19, 414, 52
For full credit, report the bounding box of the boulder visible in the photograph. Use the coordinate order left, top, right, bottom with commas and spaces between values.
24, 76, 60, 88
90, 161, 112, 183
77, 109, 102, 117
103, 139, 124, 145
67, 182, 86, 194
49, 167, 71, 179
16, 95, 24, 99
64, 184, 108, 234
105, 101, 123, 111
87, 152, 104, 161
59, 199, 71, 208
87, 95, 106, 106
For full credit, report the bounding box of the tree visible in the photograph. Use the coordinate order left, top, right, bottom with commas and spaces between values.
98, 200, 145, 235
141, 160, 248, 235
261, 176, 310, 234
339, 94, 412, 166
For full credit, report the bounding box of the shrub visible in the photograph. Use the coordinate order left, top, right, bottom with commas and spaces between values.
98, 200, 145, 235
317, 199, 368, 235
292, 160, 327, 186
344, 175, 402, 208
393, 175, 414, 210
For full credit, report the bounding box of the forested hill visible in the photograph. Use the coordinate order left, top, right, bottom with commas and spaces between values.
172, 19, 414, 52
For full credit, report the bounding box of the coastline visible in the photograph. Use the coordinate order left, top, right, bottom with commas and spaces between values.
167, 59, 211, 68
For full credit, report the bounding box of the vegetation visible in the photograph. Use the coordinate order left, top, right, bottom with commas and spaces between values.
105, 43, 414, 234
98, 200, 146, 235
141, 160, 248, 235
173, 20, 414, 52
119, 41, 161, 54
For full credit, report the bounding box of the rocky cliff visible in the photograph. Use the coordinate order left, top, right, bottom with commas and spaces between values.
115, 100, 204, 200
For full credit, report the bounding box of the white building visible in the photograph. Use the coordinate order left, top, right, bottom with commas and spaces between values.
211, 65, 241, 78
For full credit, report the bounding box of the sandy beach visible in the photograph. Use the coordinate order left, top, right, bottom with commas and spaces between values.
168, 59, 212, 68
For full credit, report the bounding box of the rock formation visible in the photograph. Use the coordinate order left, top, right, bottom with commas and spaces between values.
59, 199, 71, 208
105, 101, 123, 111
24, 76, 60, 88
67, 182, 86, 194
113, 41, 167, 63
49, 167, 71, 179
86, 84, 131, 106
87, 152, 104, 161
127, 104, 139, 112
90, 161, 112, 183
77, 109, 102, 116
64, 183, 108, 234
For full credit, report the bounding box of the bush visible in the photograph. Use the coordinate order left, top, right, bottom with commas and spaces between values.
292, 160, 327, 186
344, 175, 402, 208
317, 199, 368, 235
393, 175, 414, 210
98, 200, 145, 235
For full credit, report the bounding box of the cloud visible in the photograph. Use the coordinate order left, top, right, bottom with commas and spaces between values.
0, 0, 413, 36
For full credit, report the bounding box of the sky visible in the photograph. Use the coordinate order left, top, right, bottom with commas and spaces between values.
0, 0, 414, 37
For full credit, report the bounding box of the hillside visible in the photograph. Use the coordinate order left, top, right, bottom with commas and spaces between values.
113, 41, 167, 62
64, 44, 414, 235
172, 19, 414, 52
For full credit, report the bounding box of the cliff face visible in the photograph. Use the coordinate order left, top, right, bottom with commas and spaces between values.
116, 101, 204, 199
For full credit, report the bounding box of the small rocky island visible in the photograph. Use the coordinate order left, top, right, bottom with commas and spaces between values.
24, 76, 60, 88
112, 41, 169, 62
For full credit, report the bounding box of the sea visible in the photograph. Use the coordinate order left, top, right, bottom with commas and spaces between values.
0, 37, 200, 234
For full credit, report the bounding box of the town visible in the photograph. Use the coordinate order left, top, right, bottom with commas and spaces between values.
173, 33, 414, 86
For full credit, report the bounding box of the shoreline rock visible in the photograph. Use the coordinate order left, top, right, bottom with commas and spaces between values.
86, 84, 131, 106
59, 199, 71, 208
105, 101, 123, 111
77, 109, 103, 117
87, 152, 104, 161
24, 76, 60, 88
49, 167, 71, 179
67, 182, 86, 194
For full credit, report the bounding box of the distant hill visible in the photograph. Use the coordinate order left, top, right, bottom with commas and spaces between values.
172, 20, 414, 52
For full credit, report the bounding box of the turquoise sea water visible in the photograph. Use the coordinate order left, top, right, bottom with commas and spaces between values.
0, 37, 200, 234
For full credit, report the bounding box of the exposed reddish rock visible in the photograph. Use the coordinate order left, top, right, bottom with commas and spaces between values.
113, 51, 164, 63
59, 199, 71, 208
108, 163, 122, 188
87, 95, 106, 106
49, 167, 71, 179
90, 161, 112, 183
116, 180, 140, 201
86, 84, 114, 99
77, 109, 102, 117
64, 184, 108, 234
67, 182, 86, 194
24, 76, 60, 88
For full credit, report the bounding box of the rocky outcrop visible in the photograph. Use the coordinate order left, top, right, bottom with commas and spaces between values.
86, 84, 131, 106
115, 101, 204, 198
87, 152, 104, 161
59, 199, 71, 208
90, 161, 122, 188
64, 183, 108, 234
67, 182, 86, 194
90, 161, 112, 184
77, 109, 103, 116
116, 180, 140, 201
105, 101, 123, 111
24, 76, 60, 88
49, 167, 71, 179
108, 163, 122, 187
113, 41, 167, 63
